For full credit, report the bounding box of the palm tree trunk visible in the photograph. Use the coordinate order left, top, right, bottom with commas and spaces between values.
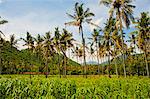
121, 30, 127, 78
62, 50, 67, 78
28, 46, 32, 79
100, 57, 103, 75
118, 11, 127, 77
114, 56, 118, 78
45, 57, 48, 78
108, 53, 111, 77
114, 46, 118, 78
96, 43, 100, 76
144, 46, 149, 77
0, 47, 2, 74
0, 37, 2, 74
80, 25, 87, 78
58, 53, 61, 78
64, 53, 67, 78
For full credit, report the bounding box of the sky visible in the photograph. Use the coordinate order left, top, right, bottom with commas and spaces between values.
0, 0, 150, 63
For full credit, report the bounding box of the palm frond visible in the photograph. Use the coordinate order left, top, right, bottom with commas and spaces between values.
0, 20, 8, 24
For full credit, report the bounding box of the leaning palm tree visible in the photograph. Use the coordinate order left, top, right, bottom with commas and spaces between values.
100, 0, 135, 77
59, 29, 74, 77
42, 31, 55, 78
135, 12, 150, 77
65, 2, 95, 78
0, 17, 8, 74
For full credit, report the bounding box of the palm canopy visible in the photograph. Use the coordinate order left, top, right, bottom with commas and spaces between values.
65, 2, 95, 32
53, 27, 61, 53
9, 34, 19, 48
42, 31, 55, 58
21, 32, 34, 49
0, 16, 8, 36
135, 12, 150, 52
59, 29, 74, 53
34, 34, 44, 54
100, 0, 135, 28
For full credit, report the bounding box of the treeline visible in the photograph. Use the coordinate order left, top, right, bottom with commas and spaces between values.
0, 0, 150, 78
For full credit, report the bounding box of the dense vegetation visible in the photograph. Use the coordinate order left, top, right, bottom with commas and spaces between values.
0, 41, 80, 74
0, 75, 150, 99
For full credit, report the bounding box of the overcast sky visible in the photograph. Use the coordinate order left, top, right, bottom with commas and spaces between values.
0, 0, 150, 63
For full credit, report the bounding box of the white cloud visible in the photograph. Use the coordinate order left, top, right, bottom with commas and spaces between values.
89, 18, 103, 31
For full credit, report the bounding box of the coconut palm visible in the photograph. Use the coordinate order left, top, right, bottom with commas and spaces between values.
8, 34, 19, 73
135, 12, 150, 77
53, 27, 61, 77
0, 17, 7, 74
103, 20, 113, 77
87, 42, 95, 64
42, 31, 55, 78
65, 2, 94, 77
59, 29, 74, 77
89, 29, 101, 75
34, 34, 44, 74
21, 32, 34, 50
21, 32, 34, 78
100, 0, 135, 77
9, 34, 19, 48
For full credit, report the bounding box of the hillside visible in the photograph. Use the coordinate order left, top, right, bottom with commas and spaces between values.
0, 41, 80, 74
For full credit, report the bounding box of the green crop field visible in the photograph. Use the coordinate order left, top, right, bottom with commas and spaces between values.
0, 75, 150, 99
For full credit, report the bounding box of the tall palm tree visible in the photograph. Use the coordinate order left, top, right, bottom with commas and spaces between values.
21, 32, 34, 78
127, 32, 139, 75
0, 17, 8, 74
59, 29, 74, 77
34, 34, 44, 74
103, 19, 113, 77
89, 29, 101, 75
65, 2, 94, 78
109, 18, 122, 77
100, 0, 135, 77
9, 34, 18, 73
53, 27, 61, 78
42, 32, 55, 78
135, 12, 150, 77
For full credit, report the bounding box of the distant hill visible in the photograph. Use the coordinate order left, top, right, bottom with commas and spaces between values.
0, 41, 80, 73
86, 61, 98, 65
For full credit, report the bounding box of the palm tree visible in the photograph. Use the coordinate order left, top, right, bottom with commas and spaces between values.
53, 27, 61, 78
87, 42, 95, 64
103, 19, 113, 77
34, 34, 44, 74
0, 17, 8, 74
59, 29, 74, 77
9, 34, 18, 73
65, 2, 94, 78
100, 0, 135, 77
127, 32, 139, 75
42, 32, 55, 78
135, 12, 150, 77
21, 32, 34, 78
89, 29, 101, 75
9, 34, 18, 48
